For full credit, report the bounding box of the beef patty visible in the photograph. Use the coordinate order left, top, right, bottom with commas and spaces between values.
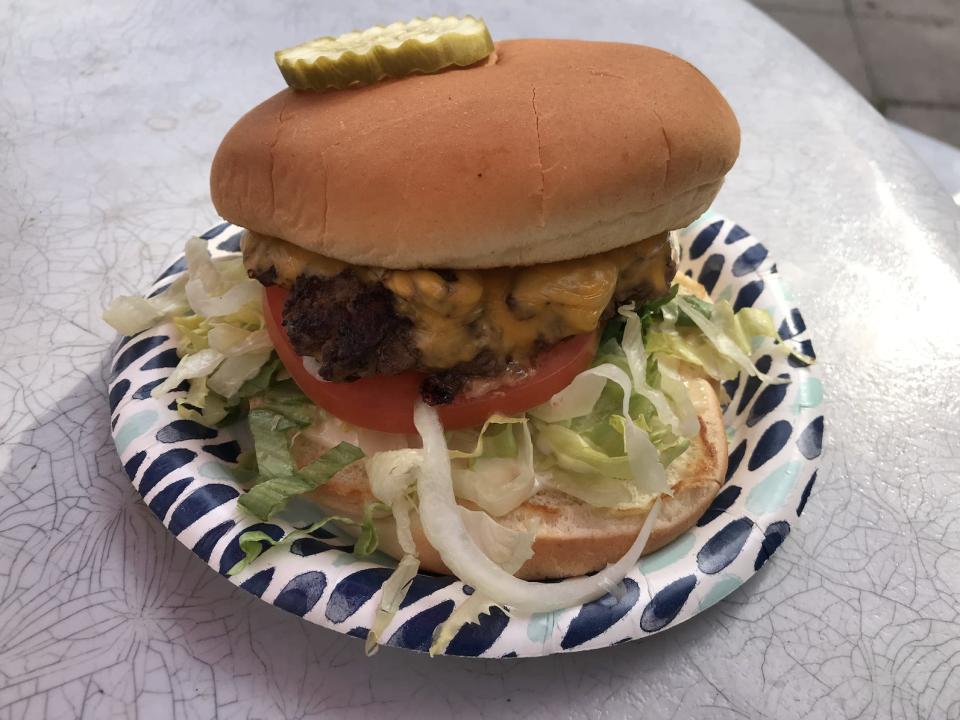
283, 272, 417, 382
248, 232, 677, 404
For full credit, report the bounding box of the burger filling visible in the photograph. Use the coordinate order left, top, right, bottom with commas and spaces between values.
241, 231, 677, 403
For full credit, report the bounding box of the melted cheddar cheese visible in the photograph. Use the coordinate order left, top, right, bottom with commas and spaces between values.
242, 231, 673, 370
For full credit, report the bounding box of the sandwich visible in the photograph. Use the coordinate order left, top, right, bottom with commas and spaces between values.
209, 35, 740, 571
106, 23, 784, 654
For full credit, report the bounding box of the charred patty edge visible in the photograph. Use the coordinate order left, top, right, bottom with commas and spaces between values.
260, 245, 678, 405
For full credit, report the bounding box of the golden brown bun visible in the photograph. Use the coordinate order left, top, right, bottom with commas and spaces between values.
211, 39, 740, 269
303, 372, 727, 580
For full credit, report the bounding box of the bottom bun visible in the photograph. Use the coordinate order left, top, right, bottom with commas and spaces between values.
304, 374, 727, 581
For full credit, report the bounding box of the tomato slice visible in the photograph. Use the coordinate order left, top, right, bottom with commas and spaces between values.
263, 285, 597, 433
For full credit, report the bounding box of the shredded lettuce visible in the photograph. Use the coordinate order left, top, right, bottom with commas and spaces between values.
366, 450, 421, 505
236, 356, 284, 399
657, 359, 700, 438
365, 555, 420, 654
238, 382, 364, 519
184, 236, 262, 317
530, 363, 669, 497
448, 416, 538, 517
364, 449, 422, 556
176, 376, 229, 426
429, 509, 538, 656
207, 350, 274, 398
103, 275, 190, 336
535, 422, 631, 479
429, 593, 502, 657
458, 507, 537, 572
226, 517, 351, 576
250, 379, 317, 427
452, 457, 536, 518
104, 235, 275, 427
646, 294, 787, 384
447, 417, 523, 459
618, 304, 698, 438
362, 449, 423, 654
239, 438, 363, 520
363, 430, 541, 654
469, 423, 518, 458
226, 507, 381, 579
541, 467, 654, 509
153, 348, 225, 396
355, 501, 388, 557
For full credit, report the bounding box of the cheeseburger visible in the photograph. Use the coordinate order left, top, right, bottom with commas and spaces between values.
208, 36, 745, 628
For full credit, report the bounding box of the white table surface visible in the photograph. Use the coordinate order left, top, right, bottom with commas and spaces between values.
2, 1, 960, 718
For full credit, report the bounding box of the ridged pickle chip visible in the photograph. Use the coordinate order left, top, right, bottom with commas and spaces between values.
275, 15, 495, 91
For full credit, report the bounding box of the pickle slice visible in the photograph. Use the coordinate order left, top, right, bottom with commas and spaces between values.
275, 15, 494, 91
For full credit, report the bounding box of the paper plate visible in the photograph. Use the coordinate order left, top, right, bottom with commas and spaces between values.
107, 214, 822, 657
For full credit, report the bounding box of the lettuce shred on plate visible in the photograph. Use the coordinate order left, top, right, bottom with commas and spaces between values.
104, 237, 277, 426
105, 236, 804, 655
239, 381, 364, 519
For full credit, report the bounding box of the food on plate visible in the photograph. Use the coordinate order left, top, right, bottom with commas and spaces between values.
105, 17, 797, 655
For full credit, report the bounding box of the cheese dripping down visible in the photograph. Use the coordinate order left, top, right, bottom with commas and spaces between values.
242, 230, 675, 370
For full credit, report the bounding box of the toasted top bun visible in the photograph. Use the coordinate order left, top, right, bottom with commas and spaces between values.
211, 39, 740, 269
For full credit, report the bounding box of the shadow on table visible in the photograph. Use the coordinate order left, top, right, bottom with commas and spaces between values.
0, 352, 770, 717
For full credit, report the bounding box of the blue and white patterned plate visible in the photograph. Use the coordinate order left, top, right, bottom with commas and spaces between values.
107, 213, 823, 657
